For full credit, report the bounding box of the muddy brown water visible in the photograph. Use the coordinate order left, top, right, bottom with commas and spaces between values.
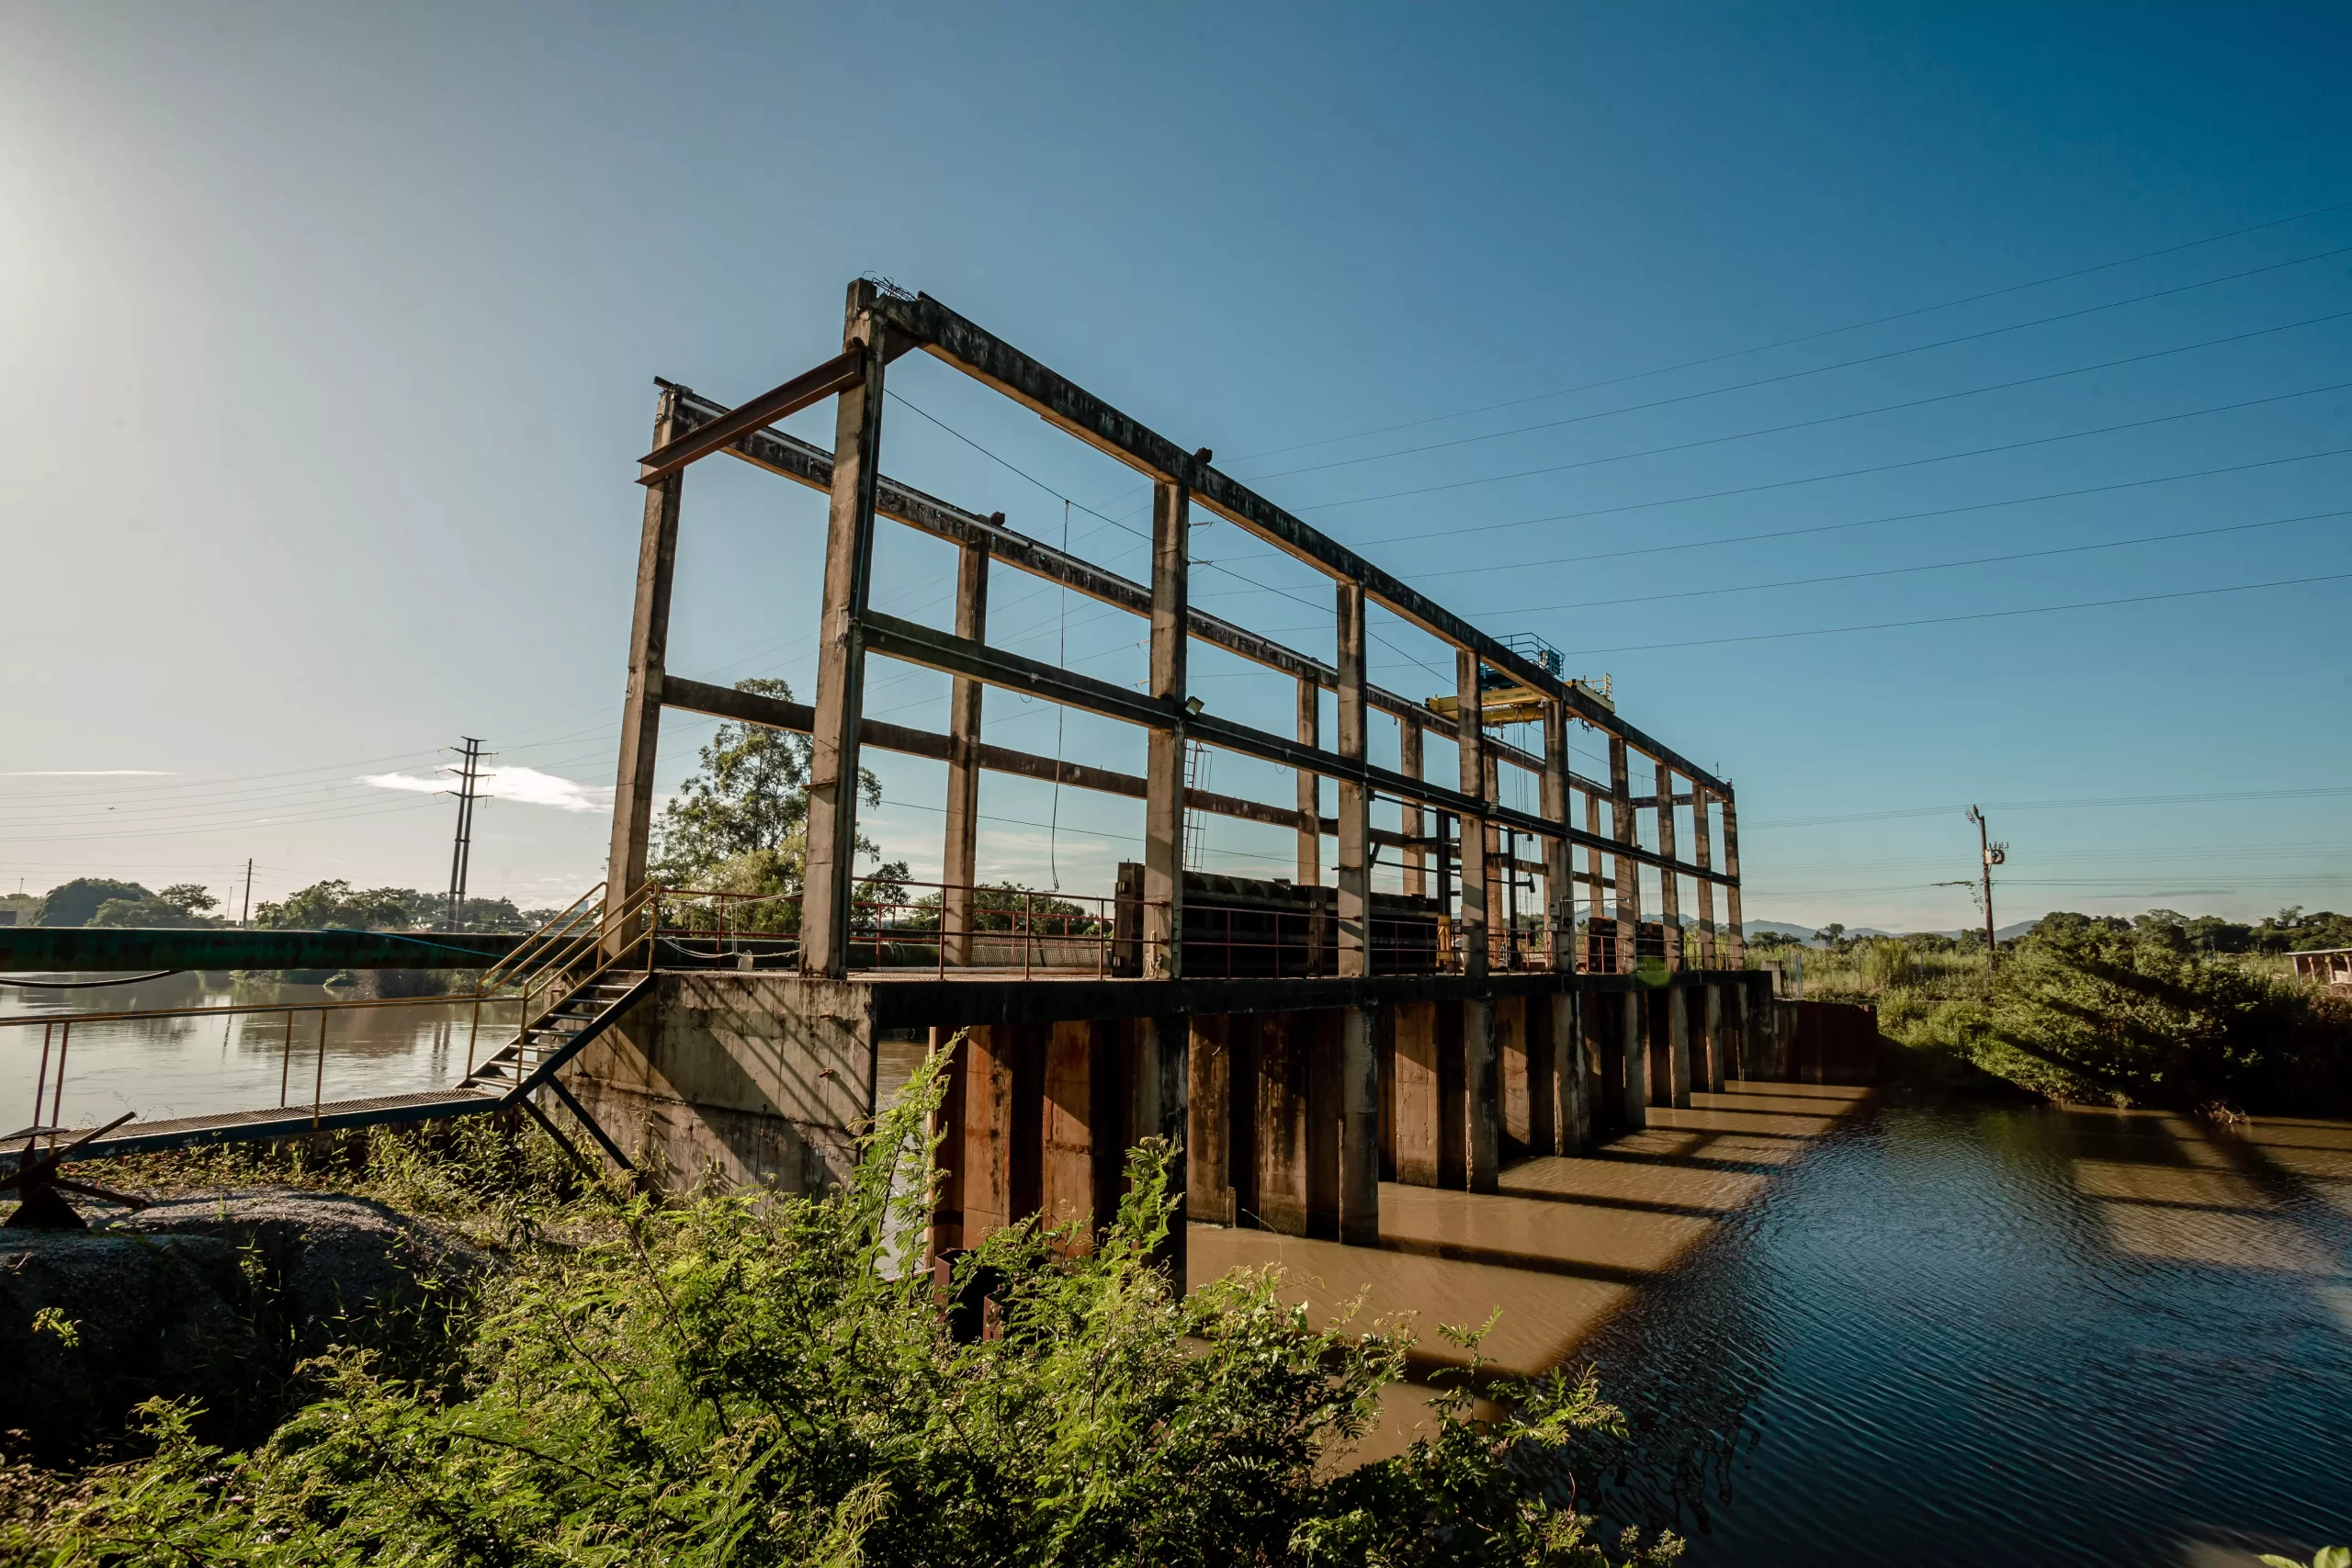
14, 996, 2350, 1562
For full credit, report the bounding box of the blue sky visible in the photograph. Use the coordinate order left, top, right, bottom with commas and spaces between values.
4, 1, 2346, 931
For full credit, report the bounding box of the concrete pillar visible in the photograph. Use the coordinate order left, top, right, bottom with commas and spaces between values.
1456, 648, 1489, 979
1186, 1016, 1235, 1225
1136, 1013, 1188, 1279
1723, 792, 1745, 966
803, 284, 889, 978
1691, 787, 1718, 968
1040, 1021, 1121, 1250
1464, 998, 1499, 1192
1610, 737, 1639, 976
1542, 700, 1572, 971
1392, 1001, 1441, 1186
1498, 992, 1530, 1154
1548, 987, 1588, 1154
942, 534, 990, 966
605, 385, 684, 937
1400, 722, 1427, 899
1340, 1005, 1380, 1244
1144, 480, 1189, 979
1255, 1013, 1310, 1235
1712, 982, 1731, 1090
961, 1023, 1041, 1243
927, 1026, 969, 1262
1656, 766, 1681, 971
1335, 584, 1369, 978
1484, 754, 1506, 969
1295, 677, 1321, 888
1622, 991, 1649, 1129
1584, 791, 1607, 970
1666, 985, 1692, 1109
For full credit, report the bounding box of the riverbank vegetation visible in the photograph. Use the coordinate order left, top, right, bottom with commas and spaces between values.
1771, 909, 2352, 1113
4, 1052, 1681, 1567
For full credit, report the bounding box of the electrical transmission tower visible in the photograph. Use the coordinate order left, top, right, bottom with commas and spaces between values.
446, 738, 486, 931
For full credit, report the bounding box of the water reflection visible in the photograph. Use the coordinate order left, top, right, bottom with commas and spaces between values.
1192, 1086, 2352, 1562
1, 973, 516, 1133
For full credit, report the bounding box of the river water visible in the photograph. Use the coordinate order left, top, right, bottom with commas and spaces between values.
1203, 1083, 2352, 1566
0, 973, 514, 1134
10, 988, 2349, 1560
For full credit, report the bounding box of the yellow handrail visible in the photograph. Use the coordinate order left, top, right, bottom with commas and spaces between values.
478, 881, 607, 996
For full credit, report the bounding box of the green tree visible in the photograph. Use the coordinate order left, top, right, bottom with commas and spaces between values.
650, 678, 900, 898
251, 880, 421, 931
36, 879, 150, 928
18, 1053, 1681, 1566
89, 885, 223, 929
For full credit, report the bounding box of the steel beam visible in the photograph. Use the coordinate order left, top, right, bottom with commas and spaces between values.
862, 290, 1734, 799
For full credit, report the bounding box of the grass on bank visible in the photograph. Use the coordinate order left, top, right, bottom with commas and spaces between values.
4, 1046, 1681, 1568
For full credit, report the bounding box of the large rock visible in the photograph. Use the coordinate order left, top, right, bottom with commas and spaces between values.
0, 1230, 261, 1460
111, 1190, 483, 1356
0, 1190, 483, 1460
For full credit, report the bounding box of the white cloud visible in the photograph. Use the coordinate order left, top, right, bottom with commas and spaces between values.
358, 765, 612, 814
0, 769, 175, 776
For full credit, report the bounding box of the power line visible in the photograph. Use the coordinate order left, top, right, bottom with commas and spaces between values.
1297, 323, 2352, 516
1248, 246, 2352, 485
1340, 378, 2352, 545
1747, 784, 2352, 830
1407, 443, 2352, 579
1556, 566, 2352, 659
1481, 505, 2349, 617
1220, 196, 2352, 467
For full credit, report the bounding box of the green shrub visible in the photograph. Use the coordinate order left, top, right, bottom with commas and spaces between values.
9, 1050, 1679, 1567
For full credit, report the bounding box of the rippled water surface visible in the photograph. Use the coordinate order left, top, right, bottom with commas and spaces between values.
1573, 1096, 2352, 1565
1, 973, 514, 1133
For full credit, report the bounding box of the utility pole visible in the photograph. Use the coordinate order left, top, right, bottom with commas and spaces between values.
240, 859, 254, 928
446, 738, 486, 932
1965, 806, 2007, 974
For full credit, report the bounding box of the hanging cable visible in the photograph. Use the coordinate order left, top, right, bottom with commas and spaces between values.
1047, 499, 1069, 891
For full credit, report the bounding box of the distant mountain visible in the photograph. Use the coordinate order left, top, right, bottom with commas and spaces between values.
1739, 917, 2043, 945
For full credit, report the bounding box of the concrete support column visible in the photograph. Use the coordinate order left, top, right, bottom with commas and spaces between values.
1456, 649, 1489, 979
1666, 985, 1692, 1109
803, 284, 889, 978
1295, 677, 1321, 887
1542, 701, 1572, 971
1691, 787, 1718, 968
1498, 994, 1534, 1156
1339, 1005, 1380, 1244
1400, 722, 1427, 898
1335, 583, 1369, 978
1702, 983, 1727, 1093
1137, 1014, 1188, 1280
1723, 793, 1745, 967
1622, 990, 1649, 1129
1584, 792, 1607, 969
1144, 479, 1189, 979
1484, 755, 1506, 970
605, 385, 684, 938
1464, 997, 1498, 1191
1610, 737, 1640, 976
1549, 987, 1588, 1154
942, 534, 990, 966
1657, 766, 1682, 971
1186, 1017, 1234, 1225
927, 1026, 969, 1262
961, 1023, 1040, 1244
1392, 1001, 1441, 1186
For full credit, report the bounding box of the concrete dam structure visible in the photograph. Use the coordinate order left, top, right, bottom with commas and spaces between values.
562, 278, 1849, 1281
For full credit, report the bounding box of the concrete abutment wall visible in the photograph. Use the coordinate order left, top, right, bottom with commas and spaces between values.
559, 969, 1862, 1262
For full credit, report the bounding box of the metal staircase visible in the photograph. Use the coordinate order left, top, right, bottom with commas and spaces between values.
458, 883, 660, 1117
